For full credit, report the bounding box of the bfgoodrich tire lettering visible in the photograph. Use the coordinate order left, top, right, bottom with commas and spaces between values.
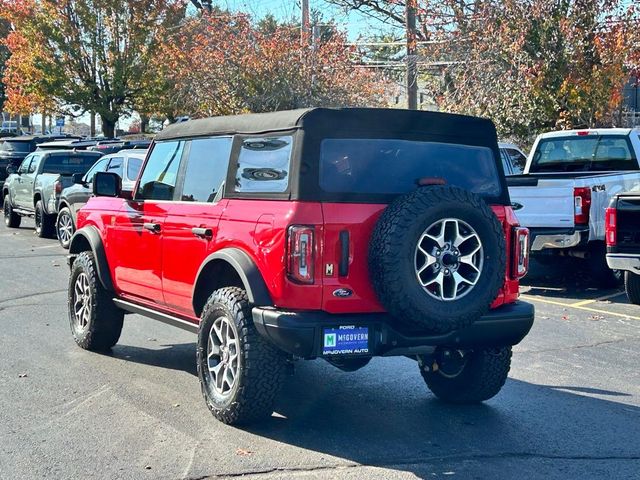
68, 251, 124, 350
197, 287, 286, 425
369, 185, 506, 333
419, 347, 512, 403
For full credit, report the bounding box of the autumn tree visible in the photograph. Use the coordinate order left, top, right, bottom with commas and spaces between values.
1, 0, 186, 137
158, 12, 389, 118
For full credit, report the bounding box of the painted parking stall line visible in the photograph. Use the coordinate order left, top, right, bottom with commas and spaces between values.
521, 294, 640, 321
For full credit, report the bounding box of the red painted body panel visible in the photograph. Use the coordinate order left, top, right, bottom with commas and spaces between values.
76, 195, 522, 322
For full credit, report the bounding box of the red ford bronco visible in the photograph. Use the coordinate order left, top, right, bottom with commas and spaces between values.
67, 108, 534, 425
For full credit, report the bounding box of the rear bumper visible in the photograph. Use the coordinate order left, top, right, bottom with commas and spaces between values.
529, 227, 588, 252
606, 253, 640, 273
252, 301, 535, 359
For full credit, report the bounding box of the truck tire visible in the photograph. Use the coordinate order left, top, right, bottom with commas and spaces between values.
197, 287, 286, 425
35, 199, 55, 238
56, 207, 75, 249
369, 185, 506, 333
3, 195, 21, 228
68, 251, 124, 350
419, 346, 512, 403
587, 242, 623, 288
625, 272, 640, 305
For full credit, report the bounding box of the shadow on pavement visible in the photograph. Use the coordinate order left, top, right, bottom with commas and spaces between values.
107, 342, 197, 376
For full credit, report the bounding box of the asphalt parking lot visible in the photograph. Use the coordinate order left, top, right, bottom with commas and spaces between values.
1, 220, 639, 480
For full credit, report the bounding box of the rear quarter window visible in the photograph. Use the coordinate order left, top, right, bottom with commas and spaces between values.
234, 136, 292, 193
320, 139, 501, 197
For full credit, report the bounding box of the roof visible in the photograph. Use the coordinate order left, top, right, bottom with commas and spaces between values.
155, 107, 498, 142
539, 128, 634, 139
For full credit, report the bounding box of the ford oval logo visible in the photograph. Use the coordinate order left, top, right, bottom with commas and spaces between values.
333, 288, 353, 298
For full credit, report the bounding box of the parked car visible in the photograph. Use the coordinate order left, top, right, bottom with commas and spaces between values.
605, 191, 640, 304
0, 136, 47, 183
66, 108, 534, 425
499, 142, 527, 175
3, 150, 102, 237
56, 149, 146, 248
36, 139, 100, 151
89, 139, 152, 155
507, 128, 640, 286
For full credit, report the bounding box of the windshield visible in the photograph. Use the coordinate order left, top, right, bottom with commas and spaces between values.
0, 140, 30, 153
320, 139, 501, 197
530, 135, 637, 172
42, 155, 101, 174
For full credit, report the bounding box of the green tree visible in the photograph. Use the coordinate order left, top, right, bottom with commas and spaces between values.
2, 0, 186, 137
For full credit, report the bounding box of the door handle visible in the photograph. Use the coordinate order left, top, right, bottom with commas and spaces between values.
143, 222, 161, 233
192, 227, 213, 239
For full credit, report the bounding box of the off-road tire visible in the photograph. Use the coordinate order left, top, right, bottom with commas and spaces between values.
625, 272, 640, 305
56, 207, 75, 249
420, 347, 512, 403
68, 251, 124, 350
3, 194, 21, 228
197, 287, 286, 425
35, 199, 55, 238
369, 185, 506, 333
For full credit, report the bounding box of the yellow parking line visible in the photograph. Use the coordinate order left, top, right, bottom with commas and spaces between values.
570, 291, 626, 307
520, 294, 640, 321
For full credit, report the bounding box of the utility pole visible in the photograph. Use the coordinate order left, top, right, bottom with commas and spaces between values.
405, 0, 418, 110
301, 0, 310, 46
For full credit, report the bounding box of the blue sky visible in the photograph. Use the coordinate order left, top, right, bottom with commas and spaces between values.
213, 0, 402, 40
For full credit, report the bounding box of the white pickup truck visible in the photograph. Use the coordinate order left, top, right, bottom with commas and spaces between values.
507, 128, 640, 286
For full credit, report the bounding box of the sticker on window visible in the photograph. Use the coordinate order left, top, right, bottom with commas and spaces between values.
235, 136, 292, 193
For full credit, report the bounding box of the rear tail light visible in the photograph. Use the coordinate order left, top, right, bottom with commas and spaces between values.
574, 187, 591, 225
54, 180, 62, 195
287, 225, 315, 284
512, 227, 530, 279
605, 207, 617, 246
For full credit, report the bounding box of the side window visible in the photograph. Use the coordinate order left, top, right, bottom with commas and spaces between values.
126, 156, 143, 181
136, 141, 185, 201
181, 137, 232, 202
84, 157, 109, 183
18, 155, 32, 174
106, 157, 124, 177
499, 149, 511, 175
506, 148, 526, 174
27, 154, 40, 173
235, 136, 292, 193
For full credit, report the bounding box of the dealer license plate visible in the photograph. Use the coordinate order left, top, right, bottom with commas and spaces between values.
322, 326, 369, 355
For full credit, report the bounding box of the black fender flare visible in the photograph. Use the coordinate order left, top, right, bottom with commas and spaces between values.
68, 226, 115, 292
192, 248, 273, 313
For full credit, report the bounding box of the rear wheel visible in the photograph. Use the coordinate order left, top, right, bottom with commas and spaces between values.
587, 242, 622, 288
56, 207, 75, 249
35, 200, 55, 238
3, 195, 21, 228
625, 272, 640, 305
197, 287, 286, 425
419, 346, 512, 403
68, 251, 124, 350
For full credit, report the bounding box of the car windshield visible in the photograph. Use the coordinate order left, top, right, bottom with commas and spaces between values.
530, 135, 637, 172
0, 140, 30, 153
42, 155, 100, 174
319, 139, 501, 197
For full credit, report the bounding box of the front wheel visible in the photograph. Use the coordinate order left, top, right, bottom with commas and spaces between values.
419, 346, 512, 403
197, 287, 286, 425
56, 207, 75, 249
68, 251, 124, 350
4, 195, 21, 228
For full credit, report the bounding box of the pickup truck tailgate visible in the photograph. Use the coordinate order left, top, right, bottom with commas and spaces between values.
507, 176, 575, 228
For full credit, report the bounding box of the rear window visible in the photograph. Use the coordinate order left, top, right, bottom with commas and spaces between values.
0, 140, 30, 153
531, 135, 637, 172
320, 139, 501, 197
42, 155, 100, 174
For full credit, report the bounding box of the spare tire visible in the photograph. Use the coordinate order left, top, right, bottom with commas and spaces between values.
369, 185, 506, 333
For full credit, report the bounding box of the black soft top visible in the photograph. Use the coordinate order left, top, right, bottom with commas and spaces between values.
155, 108, 498, 142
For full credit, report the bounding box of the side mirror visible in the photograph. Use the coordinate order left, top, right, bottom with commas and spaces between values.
93, 172, 122, 197
6, 165, 17, 175
72, 173, 85, 185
